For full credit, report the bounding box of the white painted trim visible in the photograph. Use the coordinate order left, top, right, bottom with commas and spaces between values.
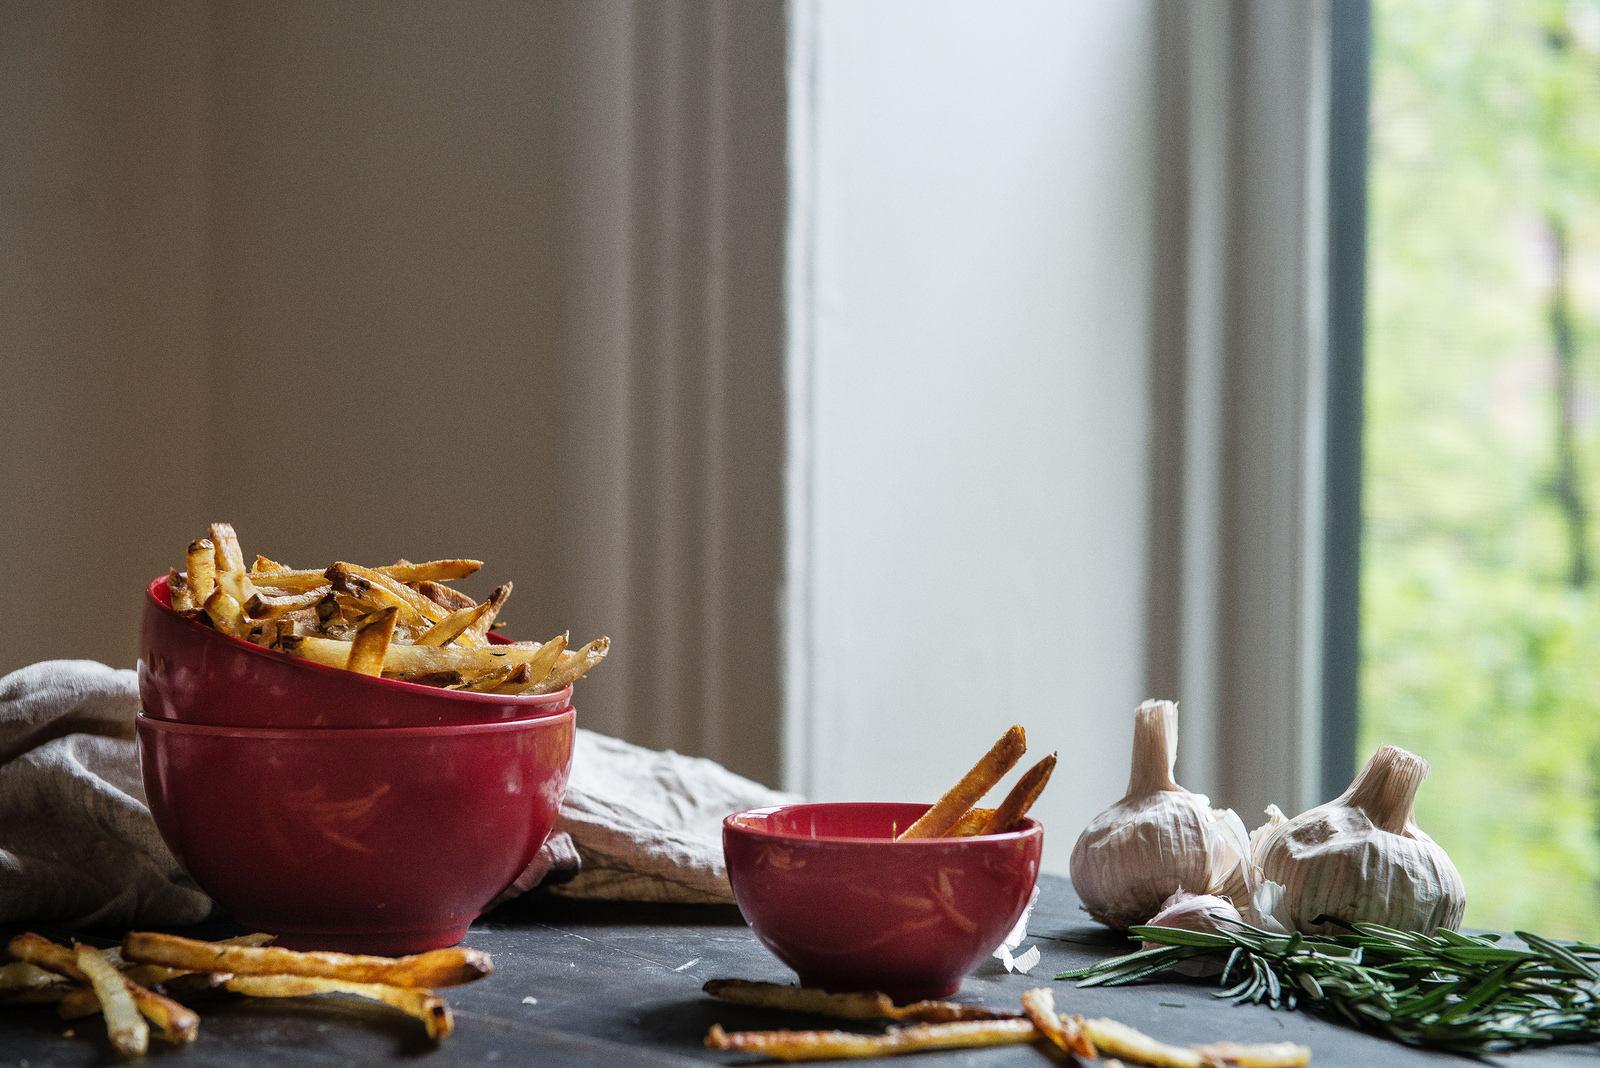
781, 0, 820, 799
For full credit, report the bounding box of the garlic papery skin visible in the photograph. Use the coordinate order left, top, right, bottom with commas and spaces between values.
1143, 891, 1242, 976
1254, 745, 1466, 936
1069, 700, 1253, 930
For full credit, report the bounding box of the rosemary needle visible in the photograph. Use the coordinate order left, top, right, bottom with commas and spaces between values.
1058, 919, 1600, 1054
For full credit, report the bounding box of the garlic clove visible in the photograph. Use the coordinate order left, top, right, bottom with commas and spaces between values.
1070, 700, 1254, 930
1143, 891, 1242, 977
1254, 745, 1465, 935
1249, 804, 1288, 863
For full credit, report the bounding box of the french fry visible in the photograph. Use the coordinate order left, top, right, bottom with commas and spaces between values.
380, 559, 482, 584
224, 975, 453, 1039
245, 560, 482, 592
346, 606, 400, 676
1193, 1040, 1314, 1068
897, 725, 1027, 839
326, 562, 448, 628
210, 522, 246, 575
526, 637, 609, 694
168, 568, 197, 614
75, 944, 147, 1056
1081, 1018, 1311, 1068
243, 568, 335, 591
704, 1018, 1039, 1060
448, 663, 521, 692
1019, 988, 1095, 1059
458, 583, 510, 647
283, 634, 567, 681
415, 580, 477, 611
702, 979, 1016, 1023
0, 961, 70, 1002
187, 538, 216, 602
978, 753, 1056, 834
9, 932, 86, 980
245, 585, 331, 620
204, 588, 250, 639
121, 933, 492, 989
415, 599, 497, 647
941, 808, 997, 837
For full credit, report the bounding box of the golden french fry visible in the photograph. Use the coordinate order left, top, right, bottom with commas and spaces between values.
1020, 988, 1095, 1059
243, 568, 334, 591
415, 580, 477, 611
0, 960, 70, 1001
203, 588, 249, 639
224, 975, 453, 1039
897, 725, 1027, 839
284, 634, 567, 681
251, 555, 291, 574
704, 1018, 1038, 1060
245, 585, 331, 620
941, 808, 997, 838
17, 935, 200, 1045
458, 583, 510, 647
122, 932, 492, 989
526, 637, 608, 694
702, 979, 1015, 1023
448, 663, 520, 692
326, 562, 445, 629
1080, 1017, 1311, 1068
167, 569, 197, 614
415, 600, 497, 647
979, 753, 1056, 834
76, 944, 147, 1056
380, 559, 482, 584
187, 539, 217, 602
9, 933, 86, 980
1193, 1040, 1313, 1068
210, 522, 245, 574
346, 606, 400, 676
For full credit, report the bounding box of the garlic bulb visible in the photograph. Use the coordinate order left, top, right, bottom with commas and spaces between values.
1070, 700, 1252, 929
1254, 744, 1465, 935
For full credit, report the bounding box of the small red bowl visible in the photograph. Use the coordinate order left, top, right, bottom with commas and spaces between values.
723, 802, 1043, 1002
139, 575, 572, 728
138, 710, 575, 955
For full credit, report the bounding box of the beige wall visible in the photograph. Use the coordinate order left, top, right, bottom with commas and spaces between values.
0, 1, 789, 786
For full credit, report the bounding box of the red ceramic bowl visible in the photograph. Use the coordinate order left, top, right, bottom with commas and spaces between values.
723, 802, 1043, 1001
137, 709, 575, 954
139, 575, 572, 728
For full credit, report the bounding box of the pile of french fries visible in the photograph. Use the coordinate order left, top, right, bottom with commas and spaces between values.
897, 724, 1056, 839
167, 523, 607, 696
703, 980, 1312, 1066
0, 931, 490, 1054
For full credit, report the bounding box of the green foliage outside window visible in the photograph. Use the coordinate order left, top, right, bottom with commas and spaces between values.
1365, 0, 1600, 937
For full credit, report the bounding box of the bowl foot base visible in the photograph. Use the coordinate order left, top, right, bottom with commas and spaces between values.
246, 922, 474, 957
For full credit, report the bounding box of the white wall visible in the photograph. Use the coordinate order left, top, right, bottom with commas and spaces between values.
787, 0, 1159, 874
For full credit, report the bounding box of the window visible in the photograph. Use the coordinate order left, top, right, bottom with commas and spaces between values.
1363, 0, 1600, 938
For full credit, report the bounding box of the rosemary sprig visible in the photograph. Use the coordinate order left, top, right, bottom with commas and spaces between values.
1057, 920, 1600, 1054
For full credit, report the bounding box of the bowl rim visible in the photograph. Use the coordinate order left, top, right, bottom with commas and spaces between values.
145, 574, 574, 707
135, 708, 574, 739
724, 801, 1043, 845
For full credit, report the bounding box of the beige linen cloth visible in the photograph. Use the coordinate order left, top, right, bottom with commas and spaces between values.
0, 660, 797, 929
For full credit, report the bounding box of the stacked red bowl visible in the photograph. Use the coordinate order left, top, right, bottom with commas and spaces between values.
136, 576, 577, 954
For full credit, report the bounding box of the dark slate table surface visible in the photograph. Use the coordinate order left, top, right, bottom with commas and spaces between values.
3, 874, 1598, 1067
